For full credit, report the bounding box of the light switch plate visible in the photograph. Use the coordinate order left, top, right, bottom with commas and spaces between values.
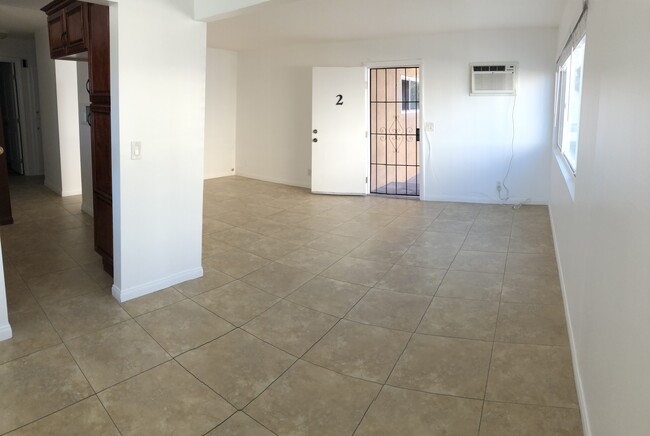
425, 122, 434, 132
131, 141, 142, 160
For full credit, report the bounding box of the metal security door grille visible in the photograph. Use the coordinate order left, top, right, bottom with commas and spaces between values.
370, 67, 420, 196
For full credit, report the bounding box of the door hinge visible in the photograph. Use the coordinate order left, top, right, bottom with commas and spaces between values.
365, 177, 368, 183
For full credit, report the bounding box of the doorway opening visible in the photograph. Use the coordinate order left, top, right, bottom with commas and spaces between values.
0, 61, 25, 176
369, 67, 420, 196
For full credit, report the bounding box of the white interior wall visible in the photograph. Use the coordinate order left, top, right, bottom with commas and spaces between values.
0, 36, 44, 176
204, 47, 237, 179
110, 0, 207, 301
35, 27, 62, 191
234, 28, 556, 203
54, 60, 82, 197
549, 1, 650, 435
76, 62, 93, 214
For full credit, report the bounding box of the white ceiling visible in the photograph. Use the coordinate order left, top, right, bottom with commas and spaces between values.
207, 0, 569, 51
0, 1, 49, 38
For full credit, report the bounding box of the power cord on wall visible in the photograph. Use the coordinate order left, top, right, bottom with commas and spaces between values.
497, 93, 517, 202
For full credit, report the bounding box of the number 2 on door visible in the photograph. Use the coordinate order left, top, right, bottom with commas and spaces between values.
336, 94, 343, 105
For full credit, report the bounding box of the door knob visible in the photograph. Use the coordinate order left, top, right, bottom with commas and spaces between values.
0, 146, 4, 155
312, 138, 318, 143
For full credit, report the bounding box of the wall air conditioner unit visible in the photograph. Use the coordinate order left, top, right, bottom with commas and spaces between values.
470, 63, 518, 96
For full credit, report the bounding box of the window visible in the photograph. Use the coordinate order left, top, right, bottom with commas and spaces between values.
555, 18, 587, 174
401, 76, 418, 112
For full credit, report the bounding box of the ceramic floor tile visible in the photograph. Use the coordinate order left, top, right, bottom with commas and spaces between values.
347, 239, 409, 263
24, 267, 101, 304
427, 219, 474, 234
486, 342, 579, 408
480, 401, 583, 436
66, 320, 171, 391
136, 300, 234, 356
174, 267, 234, 298
286, 276, 368, 317
245, 360, 380, 436
436, 270, 503, 301
306, 233, 365, 255
121, 287, 185, 317
276, 247, 341, 274
450, 250, 507, 274
62, 242, 103, 266
203, 246, 270, 279
509, 232, 555, 255
43, 291, 131, 340
271, 226, 324, 244
0, 308, 61, 364
501, 273, 563, 305
506, 253, 558, 276
11, 249, 77, 278
413, 231, 466, 251
321, 256, 392, 287
99, 361, 235, 436
495, 302, 569, 346
177, 329, 295, 409
206, 412, 275, 436
7, 396, 120, 436
462, 233, 510, 252
193, 281, 279, 326
242, 300, 337, 356
0, 344, 93, 434
5, 279, 39, 314
238, 236, 300, 260
356, 385, 482, 436
240, 262, 314, 297
304, 319, 410, 383
345, 289, 431, 332
388, 334, 492, 398
418, 297, 499, 341
203, 217, 233, 235
470, 219, 513, 236
397, 245, 458, 269
212, 227, 265, 250
375, 264, 446, 296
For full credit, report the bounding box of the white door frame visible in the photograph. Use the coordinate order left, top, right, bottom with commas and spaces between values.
363, 59, 425, 199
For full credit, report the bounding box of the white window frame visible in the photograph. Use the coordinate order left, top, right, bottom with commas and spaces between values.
554, 14, 587, 176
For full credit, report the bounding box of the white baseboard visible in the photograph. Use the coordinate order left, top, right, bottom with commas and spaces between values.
43, 179, 62, 196
421, 193, 547, 205
81, 202, 94, 216
0, 323, 13, 341
61, 189, 82, 197
112, 266, 203, 303
235, 171, 310, 189
204, 170, 236, 180
548, 206, 591, 436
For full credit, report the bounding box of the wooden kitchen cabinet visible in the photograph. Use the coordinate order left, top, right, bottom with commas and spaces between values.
42, 0, 89, 60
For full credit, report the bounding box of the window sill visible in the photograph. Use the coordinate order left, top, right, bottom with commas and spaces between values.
554, 147, 576, 201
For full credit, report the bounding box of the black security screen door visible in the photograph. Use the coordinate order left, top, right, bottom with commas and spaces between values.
370, 67, 420, 196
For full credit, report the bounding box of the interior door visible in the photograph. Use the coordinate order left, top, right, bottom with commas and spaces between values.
0, 63, 24, 175
311, 67, 366, 195
0, 109, 13, 225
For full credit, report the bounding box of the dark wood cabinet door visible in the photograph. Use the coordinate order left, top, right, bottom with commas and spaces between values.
88, 3, 110, 104
47, 10, 67, 59
63, 2, 88, 55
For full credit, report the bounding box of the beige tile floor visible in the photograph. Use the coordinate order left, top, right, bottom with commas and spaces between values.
0, 175, 583, 435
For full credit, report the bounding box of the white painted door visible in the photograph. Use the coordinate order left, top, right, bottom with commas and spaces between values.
311, 67, 366, 195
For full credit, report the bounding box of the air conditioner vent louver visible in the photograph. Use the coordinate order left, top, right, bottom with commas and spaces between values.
470, 63, 518, 96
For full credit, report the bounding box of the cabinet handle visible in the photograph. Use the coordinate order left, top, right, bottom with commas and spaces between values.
61, 31, 67, 44
86, 79, 90, 94
87, 110, 92, 127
